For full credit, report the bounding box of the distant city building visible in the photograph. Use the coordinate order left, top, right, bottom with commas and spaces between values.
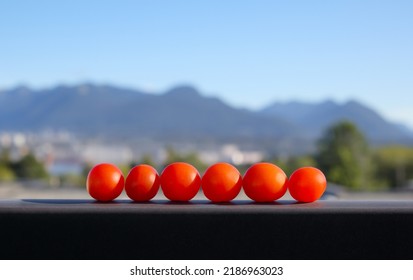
1, 131, 265, 176
199, 144, 263, 165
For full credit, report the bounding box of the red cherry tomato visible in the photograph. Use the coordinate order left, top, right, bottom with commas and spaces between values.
288, 167, 327, 203
202, 162, 242, 202
125, 164, 160, 201
243, 162, 287, 202
86, 163, 124, 202
160, 162, 201, 201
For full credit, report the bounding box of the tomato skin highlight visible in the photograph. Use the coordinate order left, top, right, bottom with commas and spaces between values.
202, 162, 242, 202
86, 163, 124, 202
125, 164, 160, 201
288, 167, 327, 203
243, 162, 287, 202
160, 162, 201, 201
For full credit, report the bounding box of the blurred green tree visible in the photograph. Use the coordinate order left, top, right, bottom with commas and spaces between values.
315, 121, 373, 189
270, 155, 317, 177
12, 153, 48, 179
163, 147, 208, 174
0, 164, 15, 181
58, 173, 85, 187
373, 146, 413, 188
141, 154, 156, 167
129, 154, 157, 169
0, 148, 16, 181
0, 148, 11, 162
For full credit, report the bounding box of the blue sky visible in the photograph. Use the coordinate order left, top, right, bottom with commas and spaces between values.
1, 0, 412, 127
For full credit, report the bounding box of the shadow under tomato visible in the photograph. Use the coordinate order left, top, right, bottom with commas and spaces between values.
22, 199, 93, 205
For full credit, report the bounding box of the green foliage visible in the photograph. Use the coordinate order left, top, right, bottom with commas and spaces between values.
234, 163, 251, 176
269, 155, 317, 177
0, 148, 11, 163
72, 162, 94, 188
1, 149, 49, 181
57, 173, 86, 187
140, 154, 156, 167
0, 164, 15, 181
130, 154, 157, 170
163, 147, 208, 174
0, 148, 15, 181
12, 153, 49, 179
315, 121, 373, 189
117, 164, 131, 177
373, 146, 413, 188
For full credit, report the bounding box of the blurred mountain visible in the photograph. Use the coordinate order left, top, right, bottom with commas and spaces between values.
1, 83, 412, 150
260, 100, 413, 144
0, 84, 299, 146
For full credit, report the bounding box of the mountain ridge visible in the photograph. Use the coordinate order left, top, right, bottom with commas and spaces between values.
260, 99, 411, 144
0, 83, 412, 152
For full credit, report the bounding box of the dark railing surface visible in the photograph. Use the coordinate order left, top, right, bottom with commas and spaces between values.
1, 199, 413, 260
